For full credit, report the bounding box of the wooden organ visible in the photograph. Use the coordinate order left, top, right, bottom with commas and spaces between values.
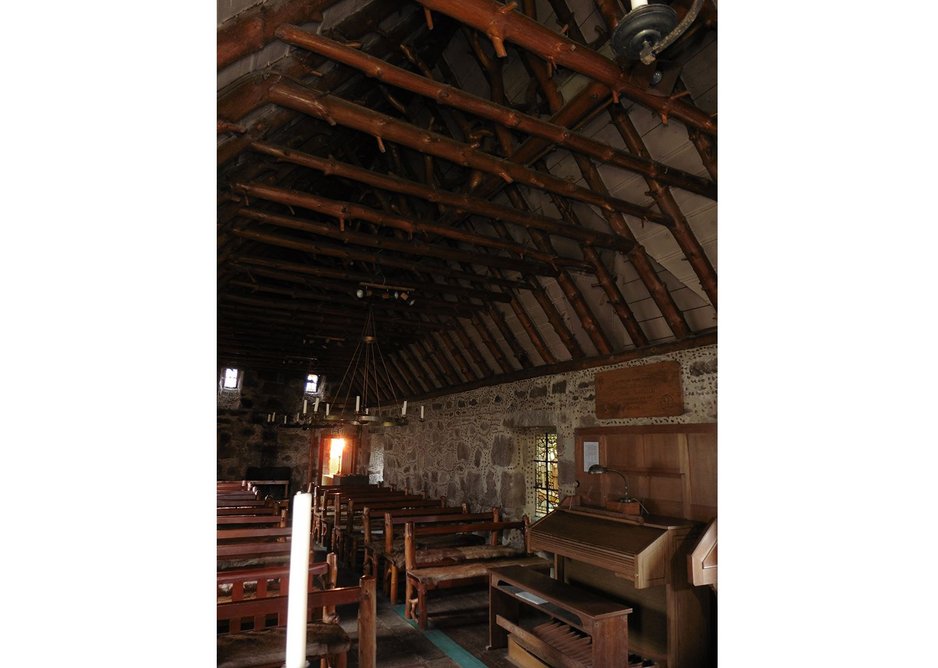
519, 505, 713, 668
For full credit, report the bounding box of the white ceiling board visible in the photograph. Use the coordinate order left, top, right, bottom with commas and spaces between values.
683, 304, 717, 332
503, 52, 532, 104
475, 312, 521, 372
491, 302, 542, 366
669, 188, 718, 218
218, 0, 263, 25
542, 277, 599, 358
625, 103, 666, 138
322, 0, 374, 26
657, 142, 710, 178
685, 205, 717, 246
219, 40, 295, 90
577, 9, 608, 46
563, 0, 594, 22
630, 224, 709, 302
640, 119, 695, 164
569, 201, 614, 234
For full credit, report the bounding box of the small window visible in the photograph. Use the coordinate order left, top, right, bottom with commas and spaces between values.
222, 367, 240, 390
305, 373, 319, 394
533, 432, 559, 518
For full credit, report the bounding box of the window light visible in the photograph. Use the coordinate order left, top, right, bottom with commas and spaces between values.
305, 373, 319, 394
223, 367, 240, 390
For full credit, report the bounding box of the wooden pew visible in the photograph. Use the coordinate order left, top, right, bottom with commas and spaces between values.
367, 509, 498, 604
311, 484, 386, 546
218, 514, 287, 529
334, 496, 448, 569
217, 527, 293, 543
217, 553, 336, 604
217, 520, 311, 571
218, 505, 282, 516
317, 489, 422, 550
361, 503, 469, 575
217, 569, 376, 668
402, 517, 550, 630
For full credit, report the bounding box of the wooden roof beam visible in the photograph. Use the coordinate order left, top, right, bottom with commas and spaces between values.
523, 49, 692, 339
250, 141, 635, 252
230, 227, 531, 291
538, 178, 649, 348
218, 0, 336, 70
469, 312, 514, 374
608, 105, 717, 309
414, 0, 715, 134
486, 303, 532, 369
231, 181, 589, 272
466, 34, 613, 357
235, 205, 564, 276
232, 256, 510, 304
275, 27, 714, 199
267, 82, 672, 224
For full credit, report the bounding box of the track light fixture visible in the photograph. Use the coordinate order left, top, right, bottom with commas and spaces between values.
355, 282, 417, 305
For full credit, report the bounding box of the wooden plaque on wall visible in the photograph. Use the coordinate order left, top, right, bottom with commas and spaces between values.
594, 361, 684, 418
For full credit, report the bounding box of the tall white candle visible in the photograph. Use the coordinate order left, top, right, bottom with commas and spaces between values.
284, 491, 312, 668
355, 396, 360, 412
303, 399, 308, 414
283, 416, 288, 425
420, 405, 425, 420
402, 400, 407, 416
313, 398, 320, 413
325, 403, 330, 416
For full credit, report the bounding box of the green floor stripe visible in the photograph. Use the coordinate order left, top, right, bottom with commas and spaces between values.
393, 604, 488, 668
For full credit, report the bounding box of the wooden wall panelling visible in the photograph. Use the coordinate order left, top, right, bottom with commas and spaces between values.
687, 432, 717, 522
574, 424, 716, 523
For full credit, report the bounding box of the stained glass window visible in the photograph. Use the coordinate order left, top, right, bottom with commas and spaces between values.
533, 432, 559, 518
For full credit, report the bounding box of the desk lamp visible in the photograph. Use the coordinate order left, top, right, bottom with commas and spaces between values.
588, 464, 633, 502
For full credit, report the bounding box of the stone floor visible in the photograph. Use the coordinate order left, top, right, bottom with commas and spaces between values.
330, 547, 515, 668
337, 579, 515, 668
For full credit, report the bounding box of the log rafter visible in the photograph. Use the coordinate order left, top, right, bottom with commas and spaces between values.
217, 0, 717, 393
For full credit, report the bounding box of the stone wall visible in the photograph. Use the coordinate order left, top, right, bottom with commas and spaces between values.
216, 367, 314, 497
367, 344, 717, 521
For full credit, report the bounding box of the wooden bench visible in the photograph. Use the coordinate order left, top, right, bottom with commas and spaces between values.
358, 503, 468, 578
316, 489, 423, 549
334, 496, 448, 568
217, 553, 337, 604
219, 514, 287, 529
366, 509, 500, 604
311, 485, 389, 545
217, 527, 293, 543
217, 522, 318, 571
217, 569, 376, 668
402, 518, 550, 630
218, 505, 283, 516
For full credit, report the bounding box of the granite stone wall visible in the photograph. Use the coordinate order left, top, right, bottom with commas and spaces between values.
216, 368, 314, 497
366, 344, 717, 520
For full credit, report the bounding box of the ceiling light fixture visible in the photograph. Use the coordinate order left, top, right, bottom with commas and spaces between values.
611, 0, 704, 65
